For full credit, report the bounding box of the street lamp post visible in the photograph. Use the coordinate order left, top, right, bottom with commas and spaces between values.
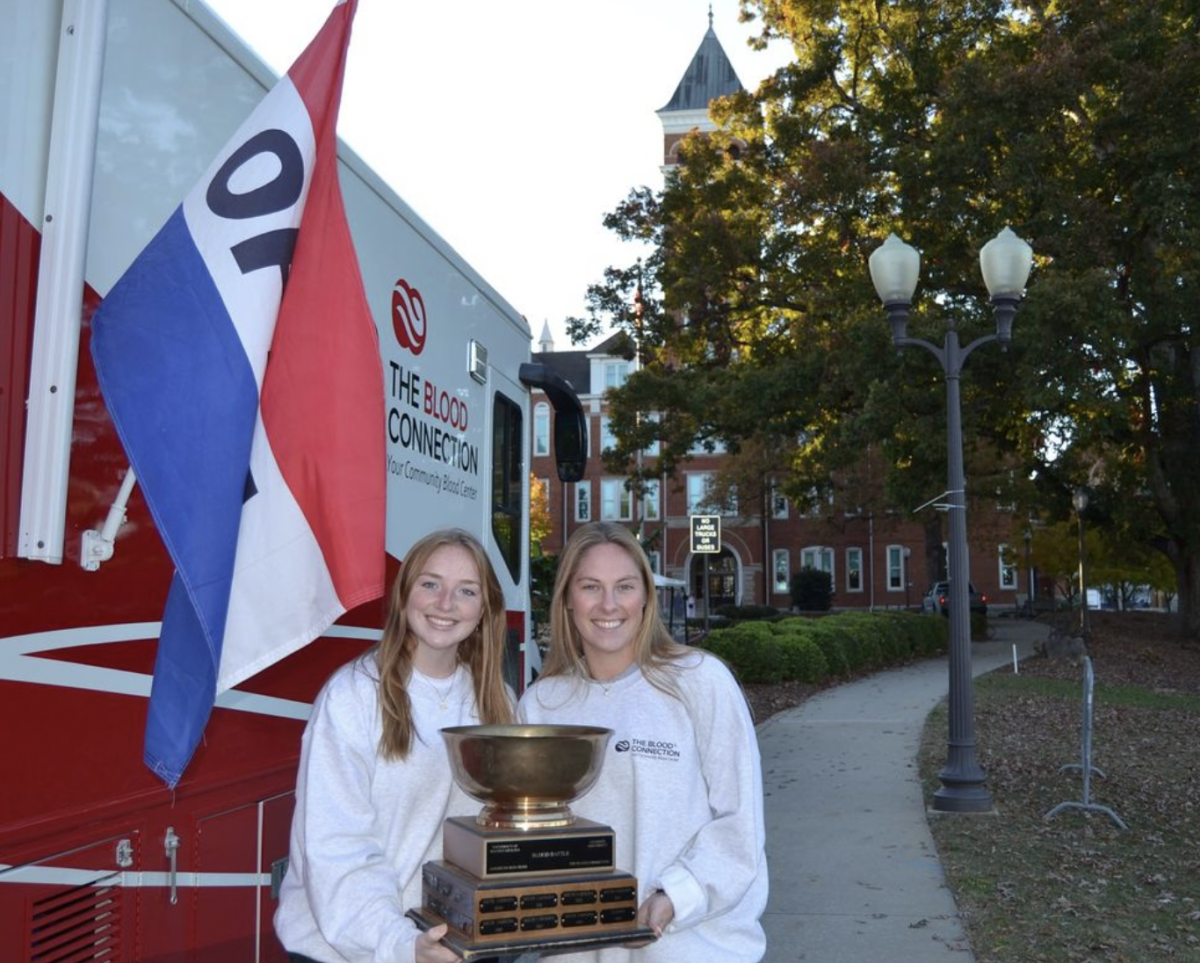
1073, 489, 1090, 636
869, 227, 1033, 813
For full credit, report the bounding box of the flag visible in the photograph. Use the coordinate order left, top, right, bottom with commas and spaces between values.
91, 0, 384, 788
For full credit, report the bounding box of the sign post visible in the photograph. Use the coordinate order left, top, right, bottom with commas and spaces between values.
690, 515, 721, 632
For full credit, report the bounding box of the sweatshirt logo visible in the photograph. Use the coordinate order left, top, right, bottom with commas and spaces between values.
619, 737, 680, 761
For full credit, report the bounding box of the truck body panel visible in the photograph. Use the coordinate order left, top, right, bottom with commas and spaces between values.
0, 2, 558, 957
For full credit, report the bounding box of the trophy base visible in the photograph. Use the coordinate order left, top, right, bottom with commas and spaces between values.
443, 814, 615, 879
407, 907, 656, 960
419, 860, 649, 953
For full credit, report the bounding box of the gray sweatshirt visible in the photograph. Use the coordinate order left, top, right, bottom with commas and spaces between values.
274, 657, 479, 963
519, 650, 768, 962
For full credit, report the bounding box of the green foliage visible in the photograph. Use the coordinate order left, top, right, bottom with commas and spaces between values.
970, 610, 989, 641
907, 613, 950, 657
711, 610, 950, 684
776, 633, 828, 684
790, 567, 833, 611
774, 617, 850, 677
529, 552, 559, 629
582, 0, 1200, 638
836, 611, 912, 662
704, 622, 785, 683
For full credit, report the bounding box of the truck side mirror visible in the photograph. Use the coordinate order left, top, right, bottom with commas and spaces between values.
519, 362, 588, 484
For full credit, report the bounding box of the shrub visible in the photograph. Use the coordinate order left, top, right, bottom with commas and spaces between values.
833, 612, 907, 663
970, 610, 989, 641
912, 613, 949, 655
821, 615, 882, 671
703, 622, 784, 683
774, 617, 850, 677
776, 634, 828, 684
790, 567, 833, 611
864, 612, 917, 661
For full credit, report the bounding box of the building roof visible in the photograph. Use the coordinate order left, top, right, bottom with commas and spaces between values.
658, 11, 744, 113
534, 332, 630, 397
536, 349, 591, 396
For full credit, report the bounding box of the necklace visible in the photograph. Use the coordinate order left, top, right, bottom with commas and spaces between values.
419, 670, 456, 711
589, 671, 617, 697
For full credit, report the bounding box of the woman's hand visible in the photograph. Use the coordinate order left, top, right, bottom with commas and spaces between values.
636, 890, 675, 939
414, 922, 460, 963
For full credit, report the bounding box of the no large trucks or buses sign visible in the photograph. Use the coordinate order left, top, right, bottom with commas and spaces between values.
689, 515, 721, 554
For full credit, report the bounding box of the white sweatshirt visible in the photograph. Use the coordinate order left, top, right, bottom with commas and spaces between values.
274, 656, 481, 963
518, 651, 768, 963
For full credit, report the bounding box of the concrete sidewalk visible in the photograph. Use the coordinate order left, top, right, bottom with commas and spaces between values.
757, 618, 1051, 962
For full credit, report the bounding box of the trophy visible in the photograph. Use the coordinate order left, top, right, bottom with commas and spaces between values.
407, 724, 655, 959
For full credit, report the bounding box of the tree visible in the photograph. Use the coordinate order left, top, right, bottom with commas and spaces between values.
573, 0, 1200, 640
529, 474, 552, 552
529, 474, 556, 632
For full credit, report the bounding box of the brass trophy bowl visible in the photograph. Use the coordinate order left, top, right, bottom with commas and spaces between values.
441, 724, 613, 829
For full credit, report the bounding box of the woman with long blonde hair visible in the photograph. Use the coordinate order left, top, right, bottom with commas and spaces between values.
277, 529, 513, 963
521, 521, 768, 962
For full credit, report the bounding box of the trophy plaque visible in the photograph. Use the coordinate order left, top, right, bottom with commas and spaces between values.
407, 724, 656, 959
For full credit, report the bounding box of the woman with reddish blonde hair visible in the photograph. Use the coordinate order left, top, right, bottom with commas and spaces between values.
277, 529, 514, 963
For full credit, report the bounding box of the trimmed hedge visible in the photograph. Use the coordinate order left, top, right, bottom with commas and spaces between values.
703, 611, 949, 688
704, 622, 785, 683
776, 634, 828, 684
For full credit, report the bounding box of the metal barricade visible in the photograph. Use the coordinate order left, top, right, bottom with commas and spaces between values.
1044, 655, 1127, 829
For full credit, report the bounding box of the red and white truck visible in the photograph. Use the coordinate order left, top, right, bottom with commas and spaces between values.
0, 1, 584, 958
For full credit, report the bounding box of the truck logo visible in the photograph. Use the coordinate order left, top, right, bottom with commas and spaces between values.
392, 278, 427, 355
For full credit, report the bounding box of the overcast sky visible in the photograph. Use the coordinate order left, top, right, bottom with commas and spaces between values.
203, 0, 793, 349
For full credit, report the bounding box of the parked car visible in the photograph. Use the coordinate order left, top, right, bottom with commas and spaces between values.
923, 581, 988, 617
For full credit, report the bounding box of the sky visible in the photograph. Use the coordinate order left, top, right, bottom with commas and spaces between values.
203, 0, 794, 350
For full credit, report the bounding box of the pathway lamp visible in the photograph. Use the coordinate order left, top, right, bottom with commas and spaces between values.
868, 227, 1033, 813
1073, 488, 1090, 636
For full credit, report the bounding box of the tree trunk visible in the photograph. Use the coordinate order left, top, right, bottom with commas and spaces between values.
1175, 546, 1200, 643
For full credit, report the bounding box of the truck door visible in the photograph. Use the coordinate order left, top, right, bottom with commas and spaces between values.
487, 369, 530, 692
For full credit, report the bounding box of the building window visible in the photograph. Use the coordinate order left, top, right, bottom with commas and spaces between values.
534, 402, 550, 456
647, 550, 661, 574
575, 482, 591, 522
887, 545, 905, 591
803, 487, 833, 518
642, 480, 660, 521
772, 549, 790, 593
687, 473, 712, 514
688, 435, 726, 455
801, 546, 834, 579
604, 361, 630, 390
999, 544, 1018, 590
643, 412, 661, 456
600, 479, 632, 520
771, 487, 788, 519
846, 548, 863, 593
686, 472, 736, 515
600, 416, 617, 454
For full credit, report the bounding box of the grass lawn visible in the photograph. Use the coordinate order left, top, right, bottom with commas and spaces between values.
920, 612, 1200, 962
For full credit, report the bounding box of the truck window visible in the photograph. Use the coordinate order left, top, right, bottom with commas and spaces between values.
491, 393, 523, 582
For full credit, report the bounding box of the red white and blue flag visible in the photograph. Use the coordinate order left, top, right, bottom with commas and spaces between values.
91, 0, 384, 788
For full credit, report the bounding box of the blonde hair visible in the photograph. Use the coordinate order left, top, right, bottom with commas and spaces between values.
375, 529, 513, 759
543, 522, 690, 696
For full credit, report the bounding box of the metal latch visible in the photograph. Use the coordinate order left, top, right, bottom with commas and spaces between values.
164, 826, 180, 905
271, 856, 290, 900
